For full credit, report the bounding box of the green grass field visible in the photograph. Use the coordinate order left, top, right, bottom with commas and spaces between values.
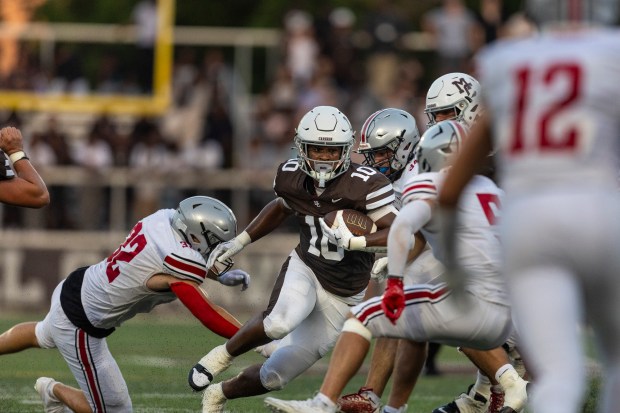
0, 313, 600, 412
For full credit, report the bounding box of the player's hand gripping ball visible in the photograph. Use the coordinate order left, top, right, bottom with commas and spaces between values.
322, 209, 376, 236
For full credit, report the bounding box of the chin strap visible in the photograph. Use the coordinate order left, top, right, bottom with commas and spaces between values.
170, 282, 240, 339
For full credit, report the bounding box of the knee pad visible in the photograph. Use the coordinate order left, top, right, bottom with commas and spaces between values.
263, 314, 293, 340
342, 318, 372, 342
259, 363, 287, 390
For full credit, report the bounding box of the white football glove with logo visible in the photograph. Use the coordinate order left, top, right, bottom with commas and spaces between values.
217, 269, 251, 291
371, 256, 389, 281
319, 215, 366, 251
206, 231, 251, 269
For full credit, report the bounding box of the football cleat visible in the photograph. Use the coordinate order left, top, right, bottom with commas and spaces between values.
381, 404, 408, 412
432, 385, 488, 413
202, 383, 226, 413
188, 363, 213, 391
265, 396, 337, 413
189, 344, 233, 391
34, 377, 65, 413
338, 387, 381, 413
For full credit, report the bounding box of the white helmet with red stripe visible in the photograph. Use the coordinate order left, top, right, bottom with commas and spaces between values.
357, 108, 421, 179
172, 196, 237, 267
415, 120, 469, 173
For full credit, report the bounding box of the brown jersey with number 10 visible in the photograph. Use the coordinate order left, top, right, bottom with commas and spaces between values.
274, 159, 395, 296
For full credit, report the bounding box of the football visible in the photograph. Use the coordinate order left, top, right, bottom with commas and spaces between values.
323, 209, 377, 236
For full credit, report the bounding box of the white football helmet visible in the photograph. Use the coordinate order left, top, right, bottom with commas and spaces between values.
424, 72, 482, 128
526, 0, 619, 27
357, 108, 420, 180
415, 120, 468, 173
172, 196, 237, 273
294, 106, 355, 187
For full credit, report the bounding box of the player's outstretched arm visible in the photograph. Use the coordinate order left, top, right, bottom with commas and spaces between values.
170, 281, 241, 339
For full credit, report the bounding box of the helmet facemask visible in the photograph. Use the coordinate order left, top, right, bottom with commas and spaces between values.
172, 196, 237, 275
294, 106, 355, 188
296, 139, 352, 187
357, 108, 420, 179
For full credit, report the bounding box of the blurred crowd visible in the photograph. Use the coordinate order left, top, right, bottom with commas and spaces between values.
0, 0, 533, 231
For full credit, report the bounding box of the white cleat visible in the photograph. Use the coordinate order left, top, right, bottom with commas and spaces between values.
34, 377, 65, 413
202, 383, 226, 413
189, 344, 233, 391
265, 396, 337, 413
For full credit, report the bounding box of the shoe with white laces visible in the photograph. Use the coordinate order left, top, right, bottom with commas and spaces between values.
432, 384, 488, 413
338, 387, 381, 413
498, 370, 528, 413
189, 344, 233, 391
202, 383, 226, 413
265, 396, 338, 413
34, 377, 65, 413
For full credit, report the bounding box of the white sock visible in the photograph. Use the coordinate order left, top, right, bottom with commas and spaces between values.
495, 364, 514, 383
383, 406, 402, 413
471, 370, 492, 399
315, 392, 337, 409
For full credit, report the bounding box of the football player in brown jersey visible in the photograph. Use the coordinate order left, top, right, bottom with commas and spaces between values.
0, 126, 49, 208
188, 106, 398, 413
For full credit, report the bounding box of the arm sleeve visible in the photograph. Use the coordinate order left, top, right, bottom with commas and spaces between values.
170, 282, 239, 339
387, 200, 432, 277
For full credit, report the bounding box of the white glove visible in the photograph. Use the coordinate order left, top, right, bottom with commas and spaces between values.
319, 217, 341, 246
217, 269, 251, 291
371, 257, 389, 281
319, 215, 365, 251
206, 231, 251, 269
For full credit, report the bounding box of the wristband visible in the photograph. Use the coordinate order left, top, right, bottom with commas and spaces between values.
9, 151, 29, 164
349, 236, 367, 250
236, 230, 252, 246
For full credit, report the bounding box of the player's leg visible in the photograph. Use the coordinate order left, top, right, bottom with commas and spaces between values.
264, 317, 372, 413
585, 261, 620, 413
384, 339, 427, 411
0, 321, 40, 353
510, 266, 583, 413
337, 337, 398, 412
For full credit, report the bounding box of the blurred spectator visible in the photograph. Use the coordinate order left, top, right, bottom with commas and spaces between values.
132, 0, 158, 93
36, 116, 75, 229
362, 0, 409, 102
474, 0, 511, 45
49, 46, 89, 95
283, 10, 320, 90
423, 0, 481, 77
128, 122, 173, 222
323, 7, 361, 91
73, 118, 114, 230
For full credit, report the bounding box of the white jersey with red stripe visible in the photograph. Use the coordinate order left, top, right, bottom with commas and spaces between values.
81, 209, 208, 329
393, 159, 445, 284
476, 28, 620, 196
401, 170, 506, 304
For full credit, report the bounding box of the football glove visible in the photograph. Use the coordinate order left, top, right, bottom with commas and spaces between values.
217, 269, 250, 291
206, 231, 251, 269
319, 215, 366, 250
371, 257, 389, 281
381, 277, 405, 325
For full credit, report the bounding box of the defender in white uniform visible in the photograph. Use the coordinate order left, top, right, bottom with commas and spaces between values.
0, 196, 250, 413
439, 1, 620, 412
264, 120, 527, 413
